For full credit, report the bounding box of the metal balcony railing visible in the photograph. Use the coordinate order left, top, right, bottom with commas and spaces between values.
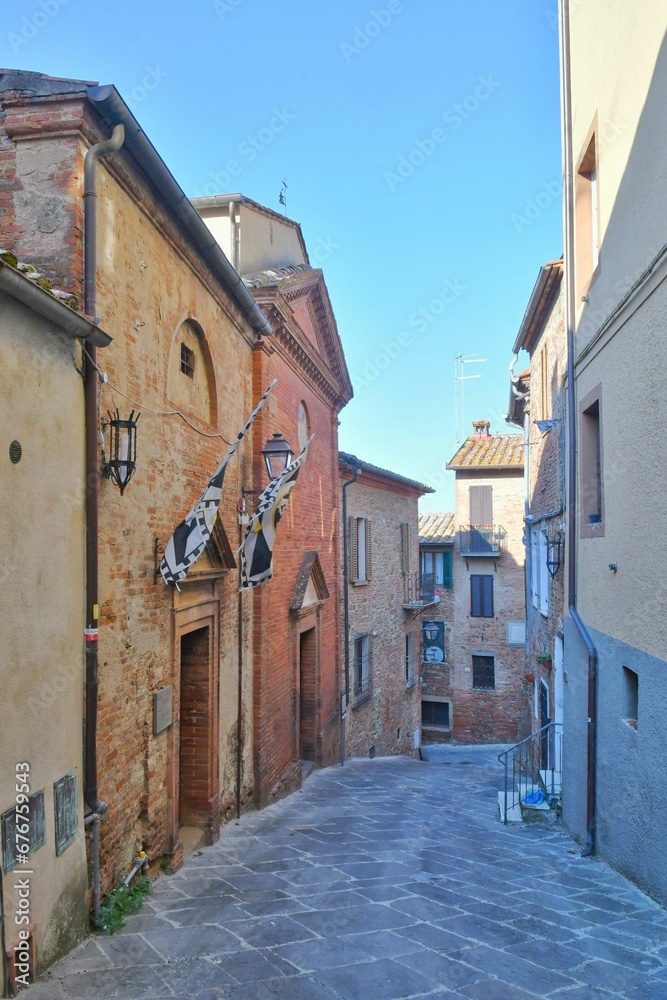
402, 572, 439, 609
458, 524, 507, 556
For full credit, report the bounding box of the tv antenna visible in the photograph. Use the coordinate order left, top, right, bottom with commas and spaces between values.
454, 354, 487, 444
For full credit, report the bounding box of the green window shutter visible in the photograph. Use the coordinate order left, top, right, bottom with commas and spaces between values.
443, 550, 453, 588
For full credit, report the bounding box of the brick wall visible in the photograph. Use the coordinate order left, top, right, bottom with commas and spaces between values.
0, 82, 257, 893
419, 547, 455, 743
525, 282, 566, 732
251, 336, 345, 805
340, 467, 424, 760
449, 469, 529, 743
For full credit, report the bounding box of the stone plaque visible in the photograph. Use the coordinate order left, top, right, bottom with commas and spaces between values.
153, 686, 173, 735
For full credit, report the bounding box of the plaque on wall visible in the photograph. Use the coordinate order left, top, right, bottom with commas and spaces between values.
153, 686, 173, 735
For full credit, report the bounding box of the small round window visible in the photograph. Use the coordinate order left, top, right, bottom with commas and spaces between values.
297, 401, 310, 451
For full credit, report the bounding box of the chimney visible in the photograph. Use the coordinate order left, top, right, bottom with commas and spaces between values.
472, 419, 491, 439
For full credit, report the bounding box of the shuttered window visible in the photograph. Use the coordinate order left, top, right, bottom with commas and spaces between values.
401, 522, 412, 575
540, 342, 550, 419
470, 574, 494, 617
349, 516, 372, 583
469, 485, 493, 526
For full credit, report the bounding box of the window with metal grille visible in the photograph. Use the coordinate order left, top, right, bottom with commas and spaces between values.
54, 771, 78, 856
180, 343, 195, 377
353, 634, 371, 703
2, 790, 45, 873
422, 700, 450, 728
470, 574, 494, 617
472, 654, 495, 690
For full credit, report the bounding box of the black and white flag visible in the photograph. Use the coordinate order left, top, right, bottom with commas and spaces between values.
159, 380, 276, 587
239, 436, 313, 590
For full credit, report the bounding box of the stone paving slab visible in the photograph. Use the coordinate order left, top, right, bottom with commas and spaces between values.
37, 745, 667, 998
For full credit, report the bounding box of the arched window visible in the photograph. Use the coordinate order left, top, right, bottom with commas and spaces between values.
167, 319, 217, 426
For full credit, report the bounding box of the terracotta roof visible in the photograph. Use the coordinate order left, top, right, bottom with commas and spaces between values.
447, 426, 524, 470
339, 452, 434, 494
419, 512, 455, 544
512, 257, 563, 355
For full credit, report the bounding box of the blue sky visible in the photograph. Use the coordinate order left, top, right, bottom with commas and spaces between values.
2, 0, 562, 511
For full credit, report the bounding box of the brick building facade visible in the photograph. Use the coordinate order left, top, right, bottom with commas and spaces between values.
508, 259, 565, 739
339, 454, 433, 760
444, 421, 528, 743
418, 512, 455, 742
196, 199, 353, 805
0, 69, 352, 960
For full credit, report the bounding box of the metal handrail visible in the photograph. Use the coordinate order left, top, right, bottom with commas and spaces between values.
498, 722, 563, 824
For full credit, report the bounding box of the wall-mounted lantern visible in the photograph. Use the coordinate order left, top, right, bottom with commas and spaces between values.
546, 531, 563, 577
261, 431, 293, 480
423, 622, 440, 642
102, 409, 140, 495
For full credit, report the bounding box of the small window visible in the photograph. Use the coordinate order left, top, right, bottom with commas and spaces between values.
576, 130, 600, 297
180, 343, 195, 377
54, 771, 78, 856
581, 389, 603, 533
405, 632, 415, 687
353, 634, 371, 703
422, 700, 450, 728
540, 342, 550, 420
401, 522, 413, 575
470, 575, 494, 617
472, 654, 495, 690
539, 531, 549, 617
622, 667, 638, 730
2, 790, 46, 873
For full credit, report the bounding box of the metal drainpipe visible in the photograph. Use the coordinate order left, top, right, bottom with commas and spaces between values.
83, 123, 124, 817
559, 0, 599, 856
84, 813, 101, 926
341, 465, 360, 765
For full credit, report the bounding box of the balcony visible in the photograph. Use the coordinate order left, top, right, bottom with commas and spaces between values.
458, 524, 507, 558
403, 572, 440, 610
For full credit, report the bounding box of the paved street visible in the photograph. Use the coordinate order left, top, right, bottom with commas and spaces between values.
36, 746, 667, 999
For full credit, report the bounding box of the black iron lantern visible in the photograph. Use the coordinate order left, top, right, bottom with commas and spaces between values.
546, 531, 563, 577
423, 622, 440, 642
261, 432, 293, 479
102, 409, 140, 495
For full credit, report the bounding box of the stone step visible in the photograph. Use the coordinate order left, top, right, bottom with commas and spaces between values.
497, 790, 523, 823
538, 769, 562, 795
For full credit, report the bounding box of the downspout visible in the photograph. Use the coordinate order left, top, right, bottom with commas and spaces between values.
83, 123, 125, 816
559, 0, 598, 856
341, 464, 360, 765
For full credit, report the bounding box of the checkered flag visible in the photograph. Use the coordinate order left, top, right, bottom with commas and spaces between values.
159, 380, 276, 588
239, 436, 313, 590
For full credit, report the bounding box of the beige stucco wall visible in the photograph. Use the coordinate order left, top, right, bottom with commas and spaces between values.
570, 1, 667, 355
198, 202, 306, 276
0, 292, 89, 984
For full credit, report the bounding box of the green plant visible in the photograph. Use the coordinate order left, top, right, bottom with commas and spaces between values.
98, 875, 152, 935
536, 652, 552, 664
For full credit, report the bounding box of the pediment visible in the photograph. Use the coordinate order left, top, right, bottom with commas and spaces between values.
184, 516, 236, 580
290, 551, 330, 611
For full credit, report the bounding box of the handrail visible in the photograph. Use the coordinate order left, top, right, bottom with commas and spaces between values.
499, 722, 563, 825
497, 721, 554, 764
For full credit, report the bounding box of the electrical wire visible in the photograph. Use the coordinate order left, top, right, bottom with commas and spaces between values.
83, 347, 233, 444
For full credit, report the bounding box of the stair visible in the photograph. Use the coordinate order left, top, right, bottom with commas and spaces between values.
497, 791, 522, 823
497, 723, 563, 827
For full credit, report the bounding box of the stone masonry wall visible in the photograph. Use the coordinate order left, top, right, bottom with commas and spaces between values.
341, 472, 423, 760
